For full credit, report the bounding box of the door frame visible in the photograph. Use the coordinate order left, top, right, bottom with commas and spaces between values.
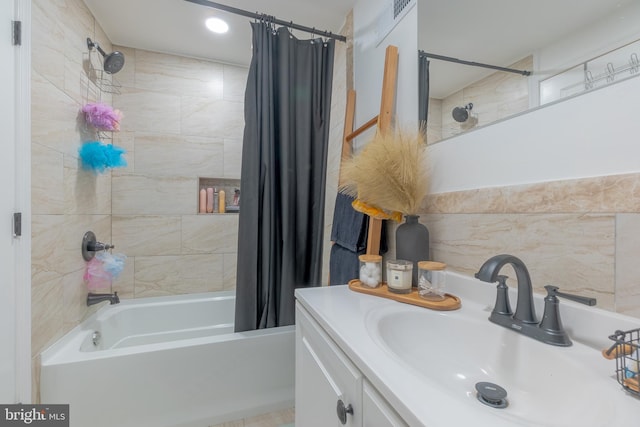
14, 0, 32, 403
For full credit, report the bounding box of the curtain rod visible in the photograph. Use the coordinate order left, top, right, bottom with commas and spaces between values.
419, 50, 531, 76
184, 0, 347, 42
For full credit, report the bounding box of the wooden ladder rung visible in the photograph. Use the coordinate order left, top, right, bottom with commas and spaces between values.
345, 115, 379, 143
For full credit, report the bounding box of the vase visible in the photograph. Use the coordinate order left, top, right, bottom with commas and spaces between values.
395, 214, 430, 286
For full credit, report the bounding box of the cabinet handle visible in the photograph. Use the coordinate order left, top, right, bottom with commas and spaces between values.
336, 399, 354, 424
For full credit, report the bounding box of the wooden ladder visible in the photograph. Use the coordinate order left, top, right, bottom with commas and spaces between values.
339, 45, 399, 256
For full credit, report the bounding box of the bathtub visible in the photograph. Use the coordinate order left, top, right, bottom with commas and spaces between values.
40, 291, 295, 427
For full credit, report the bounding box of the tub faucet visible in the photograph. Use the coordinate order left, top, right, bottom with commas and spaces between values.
87, 292, 120, 306
475, 254, 596, 346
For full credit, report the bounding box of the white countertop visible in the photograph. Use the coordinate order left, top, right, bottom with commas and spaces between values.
295, 271, 640, 426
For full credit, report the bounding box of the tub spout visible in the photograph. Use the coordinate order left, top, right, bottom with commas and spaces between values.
87, 292, 119, 306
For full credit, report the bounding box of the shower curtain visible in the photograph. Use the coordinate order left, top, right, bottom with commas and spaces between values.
235, 21, 335, 332
418, 51, 430, 126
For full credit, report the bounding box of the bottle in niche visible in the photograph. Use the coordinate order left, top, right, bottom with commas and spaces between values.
213, 187, 219, 212
218, 189, 226, 213
199, 188, 207, 213
206, 188, 214, 213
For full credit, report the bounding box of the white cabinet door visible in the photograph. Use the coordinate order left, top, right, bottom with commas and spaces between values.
363, 380, 409, 427
296, 303, 362, 427
0, 0, 17, 404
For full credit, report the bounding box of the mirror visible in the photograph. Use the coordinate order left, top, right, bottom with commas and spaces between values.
418, 0, 640, 144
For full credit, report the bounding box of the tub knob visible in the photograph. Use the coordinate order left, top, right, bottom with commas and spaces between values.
82, 231, 114, 261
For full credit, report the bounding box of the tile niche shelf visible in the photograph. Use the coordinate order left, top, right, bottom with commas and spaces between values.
198, 177, 241, 214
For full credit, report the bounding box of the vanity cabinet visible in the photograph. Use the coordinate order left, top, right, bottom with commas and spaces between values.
295, 303, 408, 427
362, 380, 408, 427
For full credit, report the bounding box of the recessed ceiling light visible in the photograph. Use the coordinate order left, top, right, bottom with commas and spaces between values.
206, 17, 229, 34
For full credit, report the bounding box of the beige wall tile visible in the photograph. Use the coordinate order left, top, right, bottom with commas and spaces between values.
223, 64, 249, 102
112, 174, 196, 215
181, 214, 239, 254
32, 215, 66, 287
424, 213, 615, 309
181, 97, 244, 139
134, 254, 224, 297
31, 275, 64, 357
134, 133, 224, 177
114, 87, 182, 134
60, 0, 94, 52
32, 71, 83, 156
223, 139, 243, 179
615, 214, 640, 317
32, 1, 66, 90
135, 49, 224, 98
113, 215, 182, 256
32, 143, 65, 215
223, 253, 237, 290
63, 267, 92, 331
65, 154, 112, 214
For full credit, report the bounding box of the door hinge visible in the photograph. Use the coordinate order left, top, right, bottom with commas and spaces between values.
13, 212, 22, 237
12, 21, 22, 46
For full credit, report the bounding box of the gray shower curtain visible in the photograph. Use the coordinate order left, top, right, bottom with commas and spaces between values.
235, 21, 335, 332
419, 51, 430, 126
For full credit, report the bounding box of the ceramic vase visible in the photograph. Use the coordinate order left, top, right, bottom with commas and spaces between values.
395, 214, 430, 286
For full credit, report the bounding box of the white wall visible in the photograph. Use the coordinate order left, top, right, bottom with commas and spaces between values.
353, 0, 418, 148
536, 1, 640, 78
532, 1, 640, 106
427, 0, 640, 195
428, 74, 640, 194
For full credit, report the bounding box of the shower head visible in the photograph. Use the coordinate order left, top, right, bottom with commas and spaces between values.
452, 103, 473, 123
87, 37, 125, 74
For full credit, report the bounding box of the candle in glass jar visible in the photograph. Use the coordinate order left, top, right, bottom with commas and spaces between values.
386, 260, 413, 294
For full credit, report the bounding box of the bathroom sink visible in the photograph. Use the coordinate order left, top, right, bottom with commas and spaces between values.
367, 305, 616, 426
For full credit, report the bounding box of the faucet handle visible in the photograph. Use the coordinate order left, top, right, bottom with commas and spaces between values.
538, 285, 597, 346
544, 285, 597, 306
492, 275, 513, 316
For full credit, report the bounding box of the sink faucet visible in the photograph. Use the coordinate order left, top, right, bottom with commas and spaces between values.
475, 254, 596, 346
87, 292, 120, 306
475, 254, 537, 324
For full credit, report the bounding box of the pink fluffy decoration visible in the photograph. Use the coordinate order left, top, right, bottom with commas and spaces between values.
82, 102, 123, 131
83, 257, 112, 290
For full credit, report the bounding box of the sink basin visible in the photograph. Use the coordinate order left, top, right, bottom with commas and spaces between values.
367, 305, 616, 426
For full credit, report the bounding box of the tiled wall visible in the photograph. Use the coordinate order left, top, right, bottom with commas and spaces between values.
31, 0, 115, 400
426, 56, 532, 144
416, 173, 640, 319
30, 0, 247, 400
110, 47, 246, 299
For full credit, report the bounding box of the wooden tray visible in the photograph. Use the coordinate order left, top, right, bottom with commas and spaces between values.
348, 279, 461, 311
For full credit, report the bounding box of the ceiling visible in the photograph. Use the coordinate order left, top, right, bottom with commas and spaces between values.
419, 0, 634, 98
84, 0, 634, 99
82, 0, 357, 66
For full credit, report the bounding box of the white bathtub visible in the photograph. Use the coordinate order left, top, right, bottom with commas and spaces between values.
40, 291, 295, 427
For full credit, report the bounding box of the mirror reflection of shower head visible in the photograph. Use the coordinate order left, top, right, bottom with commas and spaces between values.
452, 103, 474, 123
87, 37, 125, 74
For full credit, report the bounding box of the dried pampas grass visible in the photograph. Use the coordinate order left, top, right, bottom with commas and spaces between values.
340, 129, 428, 215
